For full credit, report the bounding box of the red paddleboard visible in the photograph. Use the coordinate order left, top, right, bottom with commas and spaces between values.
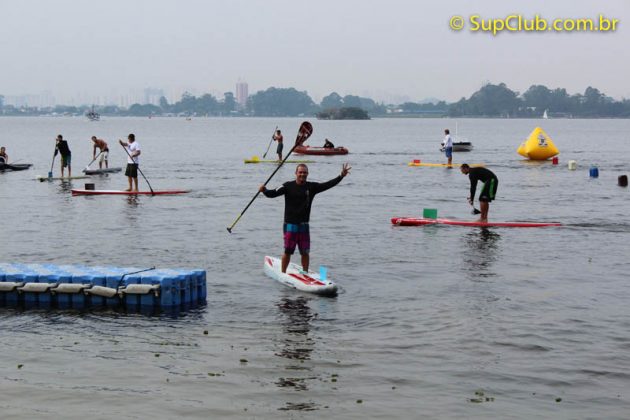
391, 217, 561, 228
72, 189, 190, 196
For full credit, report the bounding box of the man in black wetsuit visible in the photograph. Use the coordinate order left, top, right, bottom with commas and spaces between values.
259, 163, 351, 273
460, 163, 498, 223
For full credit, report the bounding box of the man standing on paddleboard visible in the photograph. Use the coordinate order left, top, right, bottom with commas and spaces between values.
119, 134, 141, 192
442, 129, 453, 166
460, 163, 498, 223
273, 129, 283, 161
259, 163, 351, 274
54, 134, 72, 177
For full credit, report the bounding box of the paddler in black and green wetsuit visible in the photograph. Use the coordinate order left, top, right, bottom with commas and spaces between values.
259, 163, 351, 274
460, 163, 498, 223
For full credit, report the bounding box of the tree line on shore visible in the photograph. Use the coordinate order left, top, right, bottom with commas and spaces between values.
1, 83, 629, 118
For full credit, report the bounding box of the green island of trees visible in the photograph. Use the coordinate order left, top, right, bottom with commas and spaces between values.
1, 83, 629, 118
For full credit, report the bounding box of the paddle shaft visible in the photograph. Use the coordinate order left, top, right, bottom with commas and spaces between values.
48, 144, 57, 178
85, 150, 103, 169
262, 126, 278, 159
119, 142, 154, 195
227, 122, 312, 233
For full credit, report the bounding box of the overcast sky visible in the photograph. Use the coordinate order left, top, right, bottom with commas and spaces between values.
1, 0, 628, 103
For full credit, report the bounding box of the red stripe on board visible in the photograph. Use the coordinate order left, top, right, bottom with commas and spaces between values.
289, 273, 325, 286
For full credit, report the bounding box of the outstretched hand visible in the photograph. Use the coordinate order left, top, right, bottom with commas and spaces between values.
467, 197, 473, 205
119, 139, 124, 146
341, 163, 352, 178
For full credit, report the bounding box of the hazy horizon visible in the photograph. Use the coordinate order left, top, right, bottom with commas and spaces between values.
1, 0, 628, 105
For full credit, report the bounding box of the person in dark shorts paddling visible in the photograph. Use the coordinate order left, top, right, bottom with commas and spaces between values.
259, 163, 351, 273
54, 134, 72, 177
460, 163, 498, 223
273, 129, 284, 161
119, 133, 141, 191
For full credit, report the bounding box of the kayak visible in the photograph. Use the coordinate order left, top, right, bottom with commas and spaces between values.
263, 256, 338, 296
83, 167, 123, 174
294, 145, 349, 155
391, 217, 562, 228
72, 189, 191, 196
244, 158, 315, 164
408, 162, 484, 167
37, 175, 90, 182
0, 163, 32, 171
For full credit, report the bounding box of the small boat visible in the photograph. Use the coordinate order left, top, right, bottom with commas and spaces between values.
72, 189, 191, 196
83, 167, 123, 175
86, 106, 100, 121
0, 163, 33, 172
440, 141, 473, 152
294, 145, 348, 155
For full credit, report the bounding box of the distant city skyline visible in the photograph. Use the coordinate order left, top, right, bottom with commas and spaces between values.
2, 0, 628, 107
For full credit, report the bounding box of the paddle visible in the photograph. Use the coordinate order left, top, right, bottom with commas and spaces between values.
48, 143, 57, 178
262, 126, 278, 159
119, 141, 154, 196
227, 121, 313, 233
84, 150, 103, 171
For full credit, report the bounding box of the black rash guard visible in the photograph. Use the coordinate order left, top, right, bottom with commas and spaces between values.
468, 167, 497, 199
263, 176, 343, 224
54, 140, 71, 157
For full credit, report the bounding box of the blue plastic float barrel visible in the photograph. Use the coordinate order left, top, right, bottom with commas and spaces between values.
589, 166, 599, 178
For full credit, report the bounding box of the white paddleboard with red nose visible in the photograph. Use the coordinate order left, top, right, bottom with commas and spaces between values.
263, 256, 338, 296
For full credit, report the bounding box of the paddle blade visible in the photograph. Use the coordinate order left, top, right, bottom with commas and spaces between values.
295, 121, 313, 146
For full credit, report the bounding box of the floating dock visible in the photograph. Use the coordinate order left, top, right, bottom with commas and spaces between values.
0, 263, 206, 312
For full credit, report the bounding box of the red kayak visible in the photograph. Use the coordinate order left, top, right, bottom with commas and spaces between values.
72, 189, 190, 196
294, 145, 349, 155
391, 217, 562, 228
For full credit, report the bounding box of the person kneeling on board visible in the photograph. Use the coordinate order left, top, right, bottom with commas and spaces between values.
259, 163, 351, 274
323, 138, 335, 149
0, 146, 8, 164
460, 163, 498, 223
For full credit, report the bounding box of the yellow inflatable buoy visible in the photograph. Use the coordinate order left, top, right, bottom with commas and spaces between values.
517, 127, 559, 160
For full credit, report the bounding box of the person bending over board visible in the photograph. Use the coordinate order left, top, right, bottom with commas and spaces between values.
91, 136, 109, 169
323, 138, 335, 148
119, 133, 141, 191
273, 129, 284, 161
0, 146, 8, 164
259, 163, 351, 274
55, 134, 72, 177
460, 163, 498, 223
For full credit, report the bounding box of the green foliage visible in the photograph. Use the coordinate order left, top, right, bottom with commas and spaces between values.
248, 87, 317, 116
316, 107, 370, 120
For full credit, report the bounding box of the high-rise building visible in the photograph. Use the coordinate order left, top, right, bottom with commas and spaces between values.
236, 81, 248, 109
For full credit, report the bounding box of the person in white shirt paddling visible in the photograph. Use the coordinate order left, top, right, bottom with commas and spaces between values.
119, 133, 141, 191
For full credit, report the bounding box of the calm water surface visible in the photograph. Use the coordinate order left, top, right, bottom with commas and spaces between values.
0, 117, 629, 419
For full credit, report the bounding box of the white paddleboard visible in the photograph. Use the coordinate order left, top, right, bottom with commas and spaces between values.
263, 256, 338, 296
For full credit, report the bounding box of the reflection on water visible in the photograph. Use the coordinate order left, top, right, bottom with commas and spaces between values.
275, 296, 316, 362
461, 228, 501, 279
274, 296, 320, 411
